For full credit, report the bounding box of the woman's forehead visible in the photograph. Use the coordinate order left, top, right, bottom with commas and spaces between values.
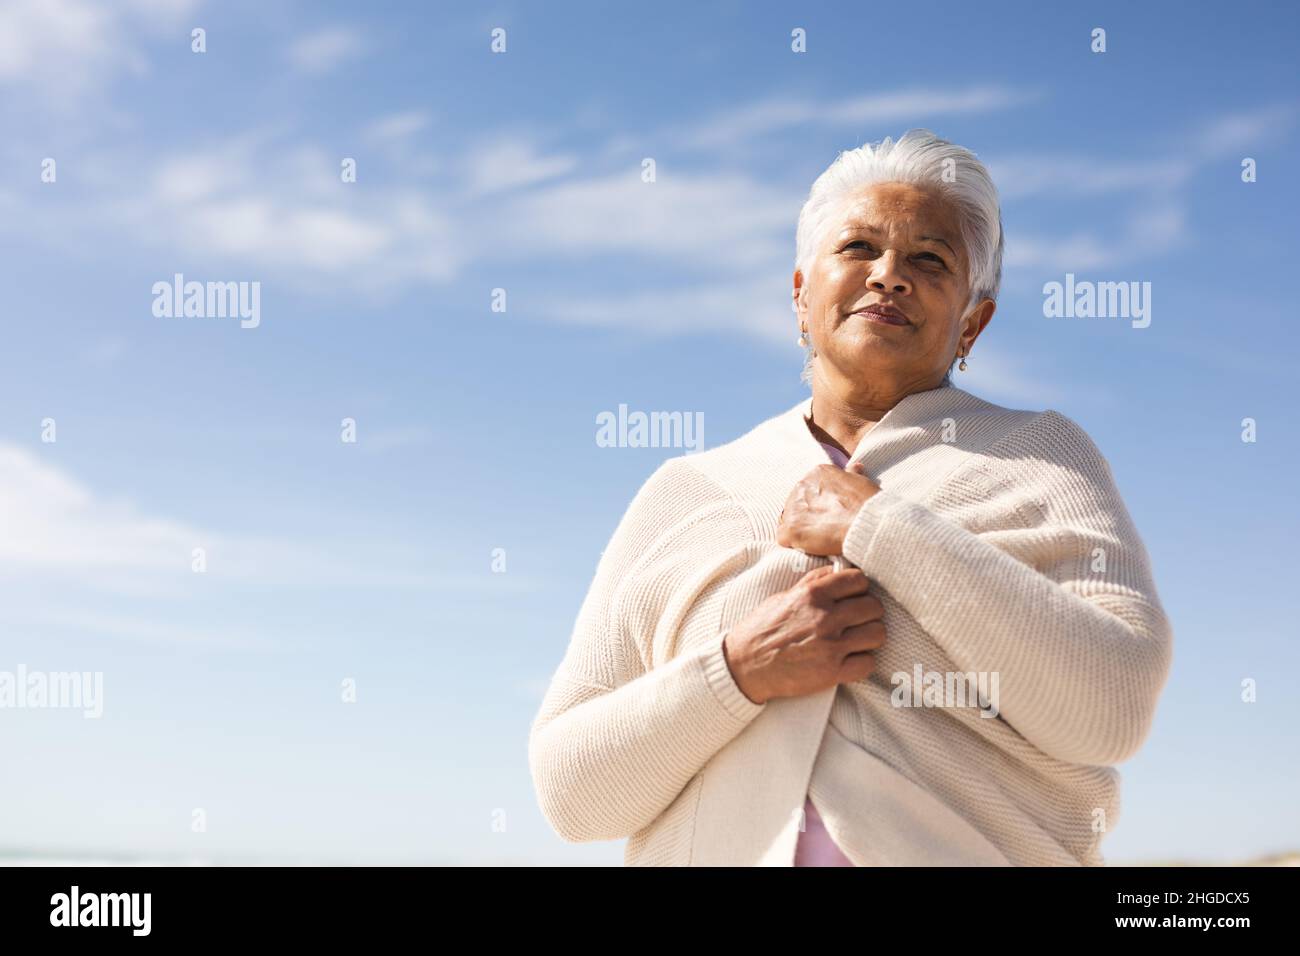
832, 182, 958, 231
818, 187, 965, 268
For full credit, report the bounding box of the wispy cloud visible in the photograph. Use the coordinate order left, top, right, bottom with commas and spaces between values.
501, 167, 793, 268
0, 442, 545, 608
104, 135, 465, 292
988, 102, 1298, 200
527, 273, 790, 343
1188, 102, 1299, 159
989, 156, 1194, 200
985, 104, 1295, 274
1, 70, 1287, 351
460, 138, 580, 198
676, 85, 1044, 151
0, 0, 200, 105
363, 110, 434, 144
0, 443, 204, 575
1007, 202, 1188, 271
6, 121, 795, 306
287, 25, 366, 74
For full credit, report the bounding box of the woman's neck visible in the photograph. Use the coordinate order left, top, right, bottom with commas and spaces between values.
806, 391, 887, 459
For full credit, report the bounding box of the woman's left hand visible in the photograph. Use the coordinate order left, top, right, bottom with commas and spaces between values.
777, 461, 881, 556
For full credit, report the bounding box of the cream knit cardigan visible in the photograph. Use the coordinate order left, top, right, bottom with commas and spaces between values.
528, 384, 1174, 866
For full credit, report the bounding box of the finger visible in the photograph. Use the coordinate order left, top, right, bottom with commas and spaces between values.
798, 564, 838, 583
828, 593, 885, 629
809, 568, 872, 601
836, 650, 877, 684
838, 619, 887, 652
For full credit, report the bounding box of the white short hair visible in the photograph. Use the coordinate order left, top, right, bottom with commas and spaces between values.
795, 129, 1003, 385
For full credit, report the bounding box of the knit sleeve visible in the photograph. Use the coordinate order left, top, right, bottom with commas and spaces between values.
840, 409, 1173, 767
528, 457, 766, 844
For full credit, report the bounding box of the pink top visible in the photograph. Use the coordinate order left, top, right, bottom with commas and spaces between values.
791, 436, 858, 866
818, 440, 851, 469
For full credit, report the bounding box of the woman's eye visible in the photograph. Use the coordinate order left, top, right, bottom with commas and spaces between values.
843, 242, 943, 266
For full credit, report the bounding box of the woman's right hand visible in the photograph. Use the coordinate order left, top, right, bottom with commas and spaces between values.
722, 565, 887, 706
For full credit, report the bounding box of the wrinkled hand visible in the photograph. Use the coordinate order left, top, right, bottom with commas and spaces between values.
777, 461, 880, 556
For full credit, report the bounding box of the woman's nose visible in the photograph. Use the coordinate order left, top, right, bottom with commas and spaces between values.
866, 250, 911, 294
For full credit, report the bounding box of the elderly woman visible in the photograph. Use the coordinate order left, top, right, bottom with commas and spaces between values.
528, 129, 1174, 866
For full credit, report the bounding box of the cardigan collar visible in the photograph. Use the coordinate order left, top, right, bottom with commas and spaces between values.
783, 382, 990, 471
727, 383, 998, 541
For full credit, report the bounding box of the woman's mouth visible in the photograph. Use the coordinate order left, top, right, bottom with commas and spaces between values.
852, 307, 910, 326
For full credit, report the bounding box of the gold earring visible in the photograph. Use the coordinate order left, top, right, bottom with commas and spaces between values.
797, 324, 808, 348
958, 350, 968, 371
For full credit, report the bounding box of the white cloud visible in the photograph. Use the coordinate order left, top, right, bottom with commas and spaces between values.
986, 103, 1296, 200
151, 153, 248, 204
188, 198, 393, 269
287, 26, 366, 73
0, 78, 1278, 352
528, 273, 790, 344
460, 138, 580, 197
0, 0, 138, 96
678, 85, 1043, 151
363, 111, 434, 143
101, 138, 466, 290
1190, 103, 1298, 160
1007, 203, 1187, 271
0, 0, 199, 103
11, 123, 801, 304
989, 156, 1194, 200
0, 444, 203, 573
0, 442, 541, 598
502, 168, 794, 270
0, 442, 354, 596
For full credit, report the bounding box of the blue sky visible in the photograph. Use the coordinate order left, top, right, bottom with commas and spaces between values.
1, 0, 1297, 865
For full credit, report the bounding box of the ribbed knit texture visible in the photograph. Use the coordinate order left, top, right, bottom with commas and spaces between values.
528, 384, 1174, 866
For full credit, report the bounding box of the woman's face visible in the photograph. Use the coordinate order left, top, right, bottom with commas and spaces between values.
794, 181, 994, 403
